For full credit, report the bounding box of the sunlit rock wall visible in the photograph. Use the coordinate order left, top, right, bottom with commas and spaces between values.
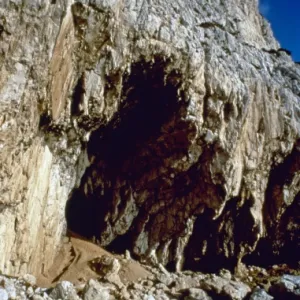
0, 0, 299, 276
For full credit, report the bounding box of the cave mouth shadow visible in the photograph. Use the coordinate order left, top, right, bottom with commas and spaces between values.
65, 58, 186, 244
243, 192, 300, 270
242, 144, 300, 270
87, 59, 184, 166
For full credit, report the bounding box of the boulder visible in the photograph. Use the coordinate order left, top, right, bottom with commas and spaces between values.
249, 288, 273, 300
49, 281, 80, 300
269, 275, 300, 299
184, 288, 212, 300
83, 279, 114, 300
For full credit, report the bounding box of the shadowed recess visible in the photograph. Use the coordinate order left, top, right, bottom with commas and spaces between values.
66, 58, 184, 243
243, 142, 300, 268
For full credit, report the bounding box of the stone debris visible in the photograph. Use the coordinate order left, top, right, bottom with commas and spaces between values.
0, 288, 8, 300
0, 268, 298, 300
49, 281, 80, 300
125, 250, 131, 261
83, 279, 113, 300
269, 275, 300, 299
0, 276, 17, 299
200, 275, 251, 300
184, 288, 212, 300
91, 256, 121, 277
22, 274, 37, 287
249, 288, 274, 300
89, 256, 123, 288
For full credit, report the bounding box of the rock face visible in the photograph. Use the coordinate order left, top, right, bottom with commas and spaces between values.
0, 0, 299, 277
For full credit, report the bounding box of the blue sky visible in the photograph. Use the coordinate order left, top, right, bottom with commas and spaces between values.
259, 0, 300, 62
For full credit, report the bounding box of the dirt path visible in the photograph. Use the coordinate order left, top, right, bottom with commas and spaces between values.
36, 236, 150, 288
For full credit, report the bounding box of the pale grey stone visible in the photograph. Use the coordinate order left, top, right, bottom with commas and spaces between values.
249, 288, 273, 300
143, 295, 155, 300
49, 281, 80, 300
0, 289, 8, 300
184, 288, 212, 300
32, 296, 46, 300
201, 275, 251, 300
270, 275, 300, 298
83, 279, 111, 300
26, 286, 34, 297
22, 274, 36, 286
0, 276, 17, 299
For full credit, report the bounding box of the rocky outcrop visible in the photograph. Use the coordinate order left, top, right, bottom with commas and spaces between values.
0, 0, 299, 278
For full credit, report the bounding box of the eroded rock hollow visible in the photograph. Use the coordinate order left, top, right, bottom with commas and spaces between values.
0, 0, 299, 278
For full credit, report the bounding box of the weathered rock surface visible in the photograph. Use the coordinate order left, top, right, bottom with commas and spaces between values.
0, 0, 299, 280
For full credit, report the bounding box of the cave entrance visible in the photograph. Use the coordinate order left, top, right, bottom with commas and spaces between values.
243, 192, 300, 269
66, 58, 186, 252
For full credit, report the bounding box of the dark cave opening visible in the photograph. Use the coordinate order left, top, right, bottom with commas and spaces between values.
65, 59, 300, 274
243, 192, 300, 269
243, 143, 300, 269
66, 58, 185, 249
87, 61, 183, 167
183, 196, 258, 273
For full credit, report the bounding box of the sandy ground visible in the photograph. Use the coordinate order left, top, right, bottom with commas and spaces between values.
37, 235, 150, 288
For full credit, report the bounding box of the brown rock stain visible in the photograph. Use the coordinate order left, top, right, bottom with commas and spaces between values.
50, 9, 75, 120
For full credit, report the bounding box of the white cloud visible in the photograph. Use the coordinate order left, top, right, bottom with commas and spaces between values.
259, 0, 271, 16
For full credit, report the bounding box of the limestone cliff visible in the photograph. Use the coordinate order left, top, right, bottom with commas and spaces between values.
0, 0, 299, 277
